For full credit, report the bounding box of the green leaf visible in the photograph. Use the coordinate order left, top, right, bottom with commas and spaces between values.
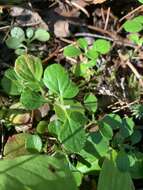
22, 81, 42, 92
43, 64, 79, 98
34, 28, 50, 42
36, 120, 48, 134
138, 0, 143, 3
64, 100, 84, 114
86, 60, 97, 67
84, 93, 98, 113
6, 37, 22, 49
112, 132, 124, 146
97, 158, 135, 190
48, 120, 62, 137
20, 89, 46, 110
85, 48, 99, 59
54, 100, 84, 122
73, 61, 96, 79
128, 153, 136, 167
1, 68, 22, 95
0, 154, 77, 190
25, 134, 42, 153
128, 33, 140, 44
77, 137, 101, 173
77, 38, 88, 50
133, 16, 143, 24
139, 37, 143, 46
77, 159, 100, 174
15, 54, 43, 82
130, 152, 143, 179
116, 151, 130, 172
93, 39, 111, 54
26, 28, 34, 39
73, 63, 90, 78
120, 117, 134, 138
72, 171, 83, 187
87, 132, 109, 157
62, 81, 79, 98
99, 114, 122, 130
77, 154, 100, 174
130, 130, 142, 145
54, 104, 66, 121
63, 45, 81, 57
59, 112, 87, 152
11, 27, 25, 42
15, 48, 26, 55
123, 20, 143, 32
98, 117, 113, 140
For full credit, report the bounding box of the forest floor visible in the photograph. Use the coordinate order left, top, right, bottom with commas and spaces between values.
0, 0, 143, 189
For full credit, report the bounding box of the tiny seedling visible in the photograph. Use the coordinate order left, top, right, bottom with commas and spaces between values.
63, 38, 111, 80
6, 27, 50, 55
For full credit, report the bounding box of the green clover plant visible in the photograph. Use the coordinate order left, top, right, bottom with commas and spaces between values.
63, 38, 111, 80
1, 1, 143, 189
1, 53, 143, 189
1, 54, 86, 153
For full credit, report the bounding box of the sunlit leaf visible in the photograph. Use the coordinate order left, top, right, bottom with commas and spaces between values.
43, 64, 79, 98
15, 54, 43, 82
64, 45, 81, 57
84, 93, 98, 113
123, 20, 143, 32
93, 39, 111, 54
77, 38, 88, 50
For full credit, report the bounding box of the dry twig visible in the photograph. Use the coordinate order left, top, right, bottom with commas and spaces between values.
104, 7, 110, 30
119, 4, 143, 22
